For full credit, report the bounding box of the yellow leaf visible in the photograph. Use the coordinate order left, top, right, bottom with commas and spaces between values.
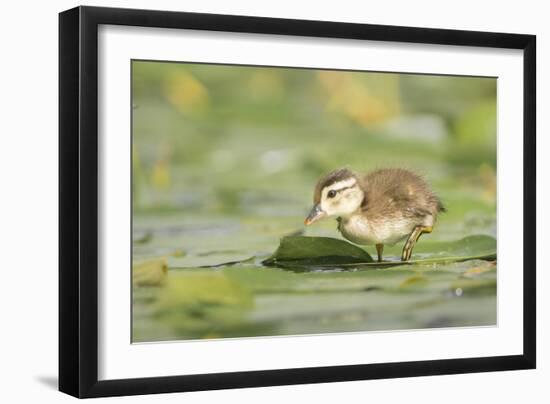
133, 258, 168, 287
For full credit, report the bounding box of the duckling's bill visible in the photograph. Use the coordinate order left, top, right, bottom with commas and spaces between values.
304, 204, 326, 225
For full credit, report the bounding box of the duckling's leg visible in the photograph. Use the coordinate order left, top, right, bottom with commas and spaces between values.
375, 244, 384, 262
401, 226, 433, 261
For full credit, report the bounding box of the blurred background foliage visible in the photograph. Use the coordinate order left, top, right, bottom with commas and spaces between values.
132, 61, 496, 220
131, 61, 497, 342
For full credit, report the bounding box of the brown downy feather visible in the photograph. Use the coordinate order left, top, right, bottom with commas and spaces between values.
359, 168, 445, 219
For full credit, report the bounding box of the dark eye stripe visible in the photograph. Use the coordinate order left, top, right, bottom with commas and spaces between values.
327, 184, 354, 198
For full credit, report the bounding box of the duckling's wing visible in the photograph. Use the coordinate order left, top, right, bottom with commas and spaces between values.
361, 169, 439, 218
404, 205, 433, 218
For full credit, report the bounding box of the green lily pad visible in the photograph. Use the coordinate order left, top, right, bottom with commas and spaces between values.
262, 236, 374, 267
263, 235, 496, 269
168, 251, 254, 269
152, 272, 258, 339
383, 234, 496, 257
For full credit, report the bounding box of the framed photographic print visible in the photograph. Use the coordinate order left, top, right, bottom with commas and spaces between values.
59, 6, 536, 398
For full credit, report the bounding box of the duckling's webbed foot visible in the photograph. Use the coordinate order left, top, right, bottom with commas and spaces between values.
401, 225, 433, 261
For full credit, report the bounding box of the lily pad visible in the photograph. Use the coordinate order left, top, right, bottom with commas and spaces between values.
133, 258, 168, 286
263, 235, 496, 269
262, 236, 373, 267
153, 272, 258, 338
169, 251, 255, 269
383, 234, 496, 258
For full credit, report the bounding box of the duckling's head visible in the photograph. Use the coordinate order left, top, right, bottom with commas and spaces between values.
305, 168, 364, 225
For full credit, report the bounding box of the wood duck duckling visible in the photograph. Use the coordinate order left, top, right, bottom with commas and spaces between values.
304, 168, 445, 262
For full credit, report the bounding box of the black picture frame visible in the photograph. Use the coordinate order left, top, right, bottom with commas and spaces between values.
59, 5, 536, 398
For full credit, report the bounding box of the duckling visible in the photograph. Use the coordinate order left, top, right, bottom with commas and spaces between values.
304, 168, 445, 262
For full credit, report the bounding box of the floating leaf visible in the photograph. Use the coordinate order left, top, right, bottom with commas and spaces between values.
383, 234, 496, 258
158, 272, 252, 307
263, 235, 496, 270
154, 272, 256, 338
225, 266, 415, 294
133, 258, 167, 287
169, 251, 255, 269
262, 236, 373, 268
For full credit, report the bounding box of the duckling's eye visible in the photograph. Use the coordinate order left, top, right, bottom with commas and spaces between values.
327, 190, 337, 198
